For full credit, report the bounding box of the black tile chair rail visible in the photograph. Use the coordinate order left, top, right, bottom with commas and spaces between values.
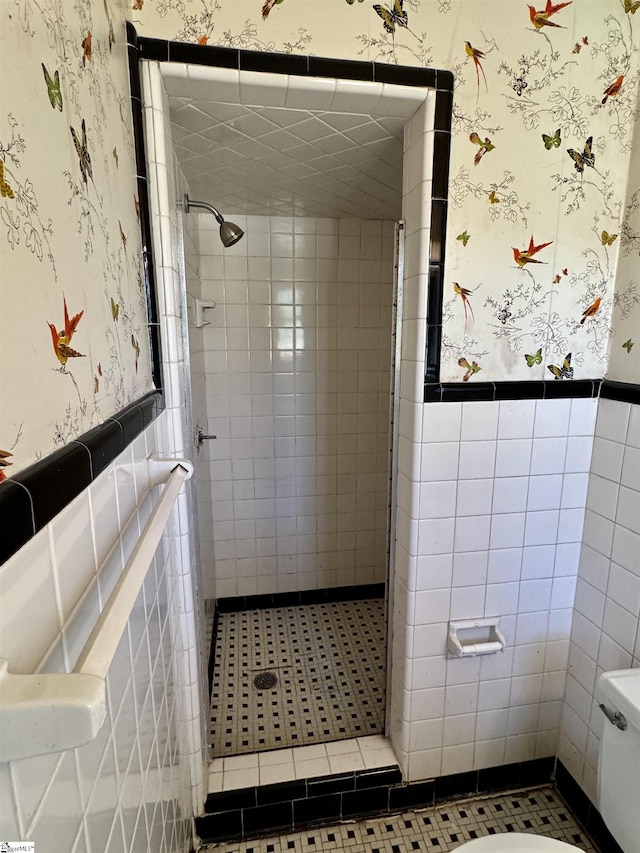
0, 391, 163, 565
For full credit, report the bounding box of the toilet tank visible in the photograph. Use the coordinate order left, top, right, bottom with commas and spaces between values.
596, 669, 640, 853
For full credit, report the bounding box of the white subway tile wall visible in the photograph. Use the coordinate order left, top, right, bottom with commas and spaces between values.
0, 416, 192, 852
558, 398, 640, 803
392, 396, 597, 782
192, 212, 396, 597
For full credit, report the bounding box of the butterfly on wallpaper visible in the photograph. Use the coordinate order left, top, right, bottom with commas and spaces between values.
488, 190, 500, 204
0, 449, 13, 483
131, 334, 140, 372
0, 159, 15, 199
623, 0, 640, 13
469, 132, 495, 165
373, 0, 408, 34
48, 297, 85, 365
458, 357, 481, 382
70, 119, 93, 184
601, 230, 618, 246
563, 267, 568, 275
496, 305, 512, 325
457, 230, 470, 246
94, 375, 100, 393
567, 136, 595, 173
542, 128, 561, 149
553, 274, 561, 284
512, 75, 528, 96
41, 63, 63, 111
97, 361, 103, 376
572, 36, 588, 54
82, 31, 92, 66
580, 297, 601, 324
113, 147, 119, 168
132, 0, 144, 9
622, 339, 634, 353
524, 348, 543, 367
547, 353, 573, 380
110, 297, 120, 321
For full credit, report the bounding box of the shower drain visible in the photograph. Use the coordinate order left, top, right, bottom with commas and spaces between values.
253, 671, 278, 690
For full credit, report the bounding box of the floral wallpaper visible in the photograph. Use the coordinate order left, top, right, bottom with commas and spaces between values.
2, 0, 638, 482
134, 0, 640, 386
0, 0, 153, 480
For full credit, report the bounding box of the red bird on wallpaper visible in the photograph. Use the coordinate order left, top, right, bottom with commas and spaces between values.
513, 235, 553, 267
48, 297, 85, 365
602, 75, 624, 104
528, 0, 572, 29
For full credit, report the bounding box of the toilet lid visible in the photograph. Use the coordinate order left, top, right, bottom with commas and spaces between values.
454, 833, 576, 851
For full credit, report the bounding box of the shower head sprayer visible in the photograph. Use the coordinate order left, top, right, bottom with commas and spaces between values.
183, 194, 244, 247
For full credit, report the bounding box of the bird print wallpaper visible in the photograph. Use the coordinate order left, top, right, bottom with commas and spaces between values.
133, 0, 640, 387
0, 0, 153, 480
1, 0, 639, 481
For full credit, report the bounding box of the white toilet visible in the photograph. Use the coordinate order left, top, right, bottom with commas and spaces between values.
455, 668, 640, 852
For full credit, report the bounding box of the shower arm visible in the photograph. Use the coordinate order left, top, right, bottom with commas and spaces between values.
183, 195, 224, 225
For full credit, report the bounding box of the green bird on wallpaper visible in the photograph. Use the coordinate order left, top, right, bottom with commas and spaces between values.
464, 42, 488, 100
469, 132, 495, 165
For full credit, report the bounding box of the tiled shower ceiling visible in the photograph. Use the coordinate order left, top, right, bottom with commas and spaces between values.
168, 98, 404, 219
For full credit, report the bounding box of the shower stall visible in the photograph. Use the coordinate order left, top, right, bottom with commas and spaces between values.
142, 56, 440, 776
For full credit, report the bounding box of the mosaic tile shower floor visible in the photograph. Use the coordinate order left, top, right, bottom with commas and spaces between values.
210, 599, 386, 756
202, 786, 598, 852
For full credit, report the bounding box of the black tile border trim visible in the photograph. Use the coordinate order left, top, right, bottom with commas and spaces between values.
600, 378, 640, 405
216, 583, 386, 613
127, 23, 163, 392
196, 756, 559, 842
198, 755, 615, 844
132, 29, 453, 387
0, 391, 163, 565
554, 760, 623, 853
424, 378, 640, 403
424, 379, 603, 403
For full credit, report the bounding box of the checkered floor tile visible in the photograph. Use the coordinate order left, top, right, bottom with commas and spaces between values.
209, 599, 386, 756
202, 786, 598, 851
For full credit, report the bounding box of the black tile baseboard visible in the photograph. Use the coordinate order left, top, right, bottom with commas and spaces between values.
197, 757, 557, 843
0, 391, 163, 565
198, 766, 402, 842
199, 755, 623, 845
216, 583, 386, 613
553, 760, 623, 853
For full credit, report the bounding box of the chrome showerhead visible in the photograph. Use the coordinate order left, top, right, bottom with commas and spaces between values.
183, 195, 244, 247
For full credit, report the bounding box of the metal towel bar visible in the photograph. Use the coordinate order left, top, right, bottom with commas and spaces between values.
0, 459, 192, 763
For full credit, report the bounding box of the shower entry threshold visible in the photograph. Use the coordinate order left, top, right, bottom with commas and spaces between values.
209, 596, 386, 756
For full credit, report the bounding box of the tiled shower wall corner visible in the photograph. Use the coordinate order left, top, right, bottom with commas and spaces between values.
191, 212, 396, 598
558, 397, 640, 804
0, 415, 192, 852
390, 91, 597, 784
143, 60, 207, 811
391, 396, 596, 783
